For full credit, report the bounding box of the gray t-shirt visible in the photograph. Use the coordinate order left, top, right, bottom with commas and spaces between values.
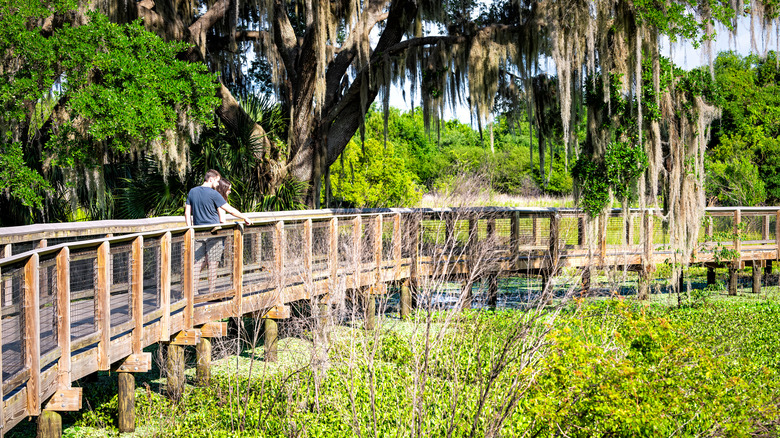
186, 186, 226, 225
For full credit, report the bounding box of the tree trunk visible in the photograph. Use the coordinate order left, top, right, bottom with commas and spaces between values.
538, 133, 546, 187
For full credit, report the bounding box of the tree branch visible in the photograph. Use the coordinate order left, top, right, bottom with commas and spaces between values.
272, 0, 299, 84
188, 0, 230, 58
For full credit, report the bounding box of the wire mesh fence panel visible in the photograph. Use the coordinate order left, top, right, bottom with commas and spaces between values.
710, 215, 735, 243
338, 221, 355, 270
1, 261, 25, 383
400, 216, 418, 259
39, 255, 58, 358
420, 218, 446, 258
493, 217, 512, 250
11, 242, 34, 256
605, 215, 626, 246
381, 219, 395, 262
109, 243, 133, 329
312, 220, 330, 277
143, 237, 162, 316
652, 217, 671, 249
741, 215, 765, 242
170, 233, 185, 304
194, 229, 234, 297
515, 215, 541, 247
284, 223, 305, 285
70, 248, 98, 341
559, 216, 581, 246
243, 225, 274, 293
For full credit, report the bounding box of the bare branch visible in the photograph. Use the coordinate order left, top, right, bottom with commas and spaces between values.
188, 0, 230, 58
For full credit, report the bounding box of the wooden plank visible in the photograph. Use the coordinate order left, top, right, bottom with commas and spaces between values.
304, 219, 313, 297
183, 228, 195, 329
70, 349, 98, 381
56, 248, 71, 390
170, 329, 201, 346
24, 253, 41, 416
4, 386, 28, 432
265, 305, 291, 319
160, 231, 171, 342
115, 352, 152, 373
233, 225, 244, 316
329, 218, 338, 296
131, 236, 144, 353
96, 241, 110, 370
393, 214, 402, 280
200, 321, 228, 338
353, 216, 362, 291
43, 388, 82, 412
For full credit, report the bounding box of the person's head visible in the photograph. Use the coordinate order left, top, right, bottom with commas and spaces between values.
204, 169, 221, 188
216, 178, 232, 202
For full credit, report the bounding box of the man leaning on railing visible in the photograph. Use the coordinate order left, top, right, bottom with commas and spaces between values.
184, 169, 252, 294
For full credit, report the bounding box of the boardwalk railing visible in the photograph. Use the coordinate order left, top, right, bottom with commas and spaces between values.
0, 206, 778, 433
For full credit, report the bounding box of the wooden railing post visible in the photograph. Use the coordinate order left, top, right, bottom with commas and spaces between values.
393, 214, 401, 281
763, 214, 770, 241
131, 237, 144, 353
56, 248, 71, 389
274, 221, 285, 304
96, 241, 111, 370
374, 215, 382, 292
160, 232, 171, 342
304, 219, 313, 298
352, 216, 361, 291
24, 253, 41, 416
329, 218, 338, 294
599, 212, 607, 266
549, 212, 560, 273
625, 212, 634, 246
730, 209, 741, 295
183, 228, 194, 329
232, 225, 244, 315
511, 211, 520, 268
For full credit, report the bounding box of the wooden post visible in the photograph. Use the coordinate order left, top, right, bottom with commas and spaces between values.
511, 211, 520, 269
364, 289, 376, 330
753, 261, 762, 294
183, 228, 195, 329
549, 212, 560, 274
410, 216, 420, 293
400, 279, 411, 319
37, 410, 61, 438
461, 279, 472, 310
352, 216, 361, 292
25, 253, 41, 416
131, 237, 144, 354
487, 274, 498, 309
763, 215, 771, 241
728, 265, 738, 296
707, 267, 716, 286
599, 212, 607, 266
577, 216, 585, 247
393, 214, 402, 281
532, 216, 539, 245
581, 267, 591, 297
642, 211, 654, 299
56, 248, 71, 389
264, 318, 278, 362
304, 219, 313, 298
117, 372, 135, 433
160, 232, 171, 342
329, 217, 338, 294
625, 213, 634, 246
765, 260, 773, 279
374, 215, 382, 292
274, 221, 285, 305
166, 343, 185, 399
96, 241, 110, 370
196, 337, 211, 386
637, 270, 649, 300
233, 224, 244, 315
776, 210, 780, 260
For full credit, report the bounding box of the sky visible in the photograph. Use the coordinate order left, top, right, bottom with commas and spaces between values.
387, 17, 759, 124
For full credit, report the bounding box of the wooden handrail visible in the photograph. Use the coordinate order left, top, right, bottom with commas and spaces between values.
0, 206, 778, 434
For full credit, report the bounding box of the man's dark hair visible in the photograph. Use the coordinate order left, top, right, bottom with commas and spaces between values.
204, 169, 221, 181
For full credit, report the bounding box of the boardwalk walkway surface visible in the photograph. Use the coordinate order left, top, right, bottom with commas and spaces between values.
0, 206, 776, 435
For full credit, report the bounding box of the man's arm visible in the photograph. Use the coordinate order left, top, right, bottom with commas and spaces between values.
220, 203, 252, 225
184, 204, 192, 227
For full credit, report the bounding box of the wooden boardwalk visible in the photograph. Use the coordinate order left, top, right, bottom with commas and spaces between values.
0, 206, 776, 435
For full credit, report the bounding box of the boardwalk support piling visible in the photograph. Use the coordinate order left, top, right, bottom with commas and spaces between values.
264, 318, 278, 362
461, 279, 472, 310
118, 372, 135, 433
707, 267, 716, 286
488, 274, 498, 309
364, 289, 376, 330
753, 261, 762, 294
196, 337, 211, 386
37, 410, 61, 438
729, 265, 738, 296
400, 280, 412, 319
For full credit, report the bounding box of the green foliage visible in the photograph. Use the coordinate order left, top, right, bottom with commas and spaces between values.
574, 141, 647, 217
0, 1, 218, 219
329, 137, 422, 208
